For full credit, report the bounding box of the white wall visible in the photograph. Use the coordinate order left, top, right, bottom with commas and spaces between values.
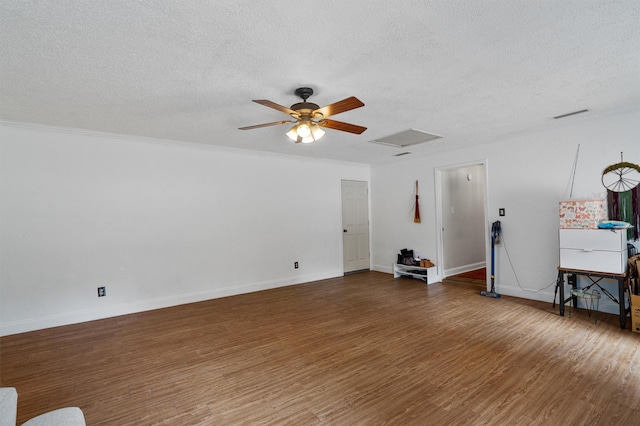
2, 107, 638, 335
0, 123, 370, 336
372, 107, 640, 313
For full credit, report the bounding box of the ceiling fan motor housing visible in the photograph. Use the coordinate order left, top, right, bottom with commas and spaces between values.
292, 88, 320, 119
290, 102, 321, 118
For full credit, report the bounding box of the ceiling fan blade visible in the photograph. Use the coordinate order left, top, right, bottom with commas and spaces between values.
253, 100, 296, 115
314, 97, 364, 118
239, 120, 292, 130
320, 119, 367, 134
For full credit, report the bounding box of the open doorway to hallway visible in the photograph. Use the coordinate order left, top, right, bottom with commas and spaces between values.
435, 162, 488, 284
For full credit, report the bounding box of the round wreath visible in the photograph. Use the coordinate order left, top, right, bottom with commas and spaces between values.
601, 161, 640, 192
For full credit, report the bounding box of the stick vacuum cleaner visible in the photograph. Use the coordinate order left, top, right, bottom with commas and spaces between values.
481, 220, 502, 299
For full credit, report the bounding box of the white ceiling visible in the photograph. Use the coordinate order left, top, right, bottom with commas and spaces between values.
1, 1, 639, 165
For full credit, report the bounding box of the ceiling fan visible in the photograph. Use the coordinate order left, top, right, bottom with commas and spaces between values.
239, 87, 366, 143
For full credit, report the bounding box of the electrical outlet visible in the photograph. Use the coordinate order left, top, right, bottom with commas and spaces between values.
294, 261, 299, 269
97, 286, 106, 297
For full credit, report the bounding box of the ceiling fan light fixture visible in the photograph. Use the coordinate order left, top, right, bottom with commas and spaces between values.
310, 124, 325, 141
297, 123, 312, 138
286, 122, 325, 143
241, 87, 365, 142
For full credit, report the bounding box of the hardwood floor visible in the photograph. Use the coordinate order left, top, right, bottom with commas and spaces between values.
442, 272, 486, 290
1, 272, 639, 425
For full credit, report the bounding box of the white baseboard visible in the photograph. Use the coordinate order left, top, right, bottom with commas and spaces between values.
7, 270, 618, 336
0, 271, 340, 336
494, 281, 622, 315
372, 264, 393, 274
444, 261, 486, 278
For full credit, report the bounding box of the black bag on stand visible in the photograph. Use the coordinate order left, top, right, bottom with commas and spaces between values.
397, 249, 416, 266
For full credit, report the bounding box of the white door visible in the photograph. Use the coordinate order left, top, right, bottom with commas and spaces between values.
342, 180, 370, 273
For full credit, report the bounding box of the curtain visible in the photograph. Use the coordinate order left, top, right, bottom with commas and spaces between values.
607, 188, 639, 241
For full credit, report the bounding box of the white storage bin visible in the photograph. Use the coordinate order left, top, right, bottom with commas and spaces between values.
559, 229, 628, 274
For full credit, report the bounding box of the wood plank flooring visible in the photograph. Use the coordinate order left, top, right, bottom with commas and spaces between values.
442, 272, 487, 290
1, 272, 639, 425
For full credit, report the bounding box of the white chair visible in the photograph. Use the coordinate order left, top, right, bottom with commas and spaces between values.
0, 388, 17, 426
21, 407, 85, 426
0, 388, 85, 426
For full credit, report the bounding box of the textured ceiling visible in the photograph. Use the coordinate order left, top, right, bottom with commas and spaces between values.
1, 1, 639, 164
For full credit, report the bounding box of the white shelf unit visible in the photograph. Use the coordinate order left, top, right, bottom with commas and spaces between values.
393, 263, 430, 282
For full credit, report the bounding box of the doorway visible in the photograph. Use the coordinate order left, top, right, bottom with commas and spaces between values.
341, 180, 370, 273
435, 162, 488, 280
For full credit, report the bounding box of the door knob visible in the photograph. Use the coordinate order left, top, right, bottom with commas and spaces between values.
343, 229, 347, 233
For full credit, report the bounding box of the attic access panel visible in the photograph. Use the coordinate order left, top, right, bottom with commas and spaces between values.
371, 128, 443, 148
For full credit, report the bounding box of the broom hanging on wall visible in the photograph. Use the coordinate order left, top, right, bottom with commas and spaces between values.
414, 180, 421, 223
